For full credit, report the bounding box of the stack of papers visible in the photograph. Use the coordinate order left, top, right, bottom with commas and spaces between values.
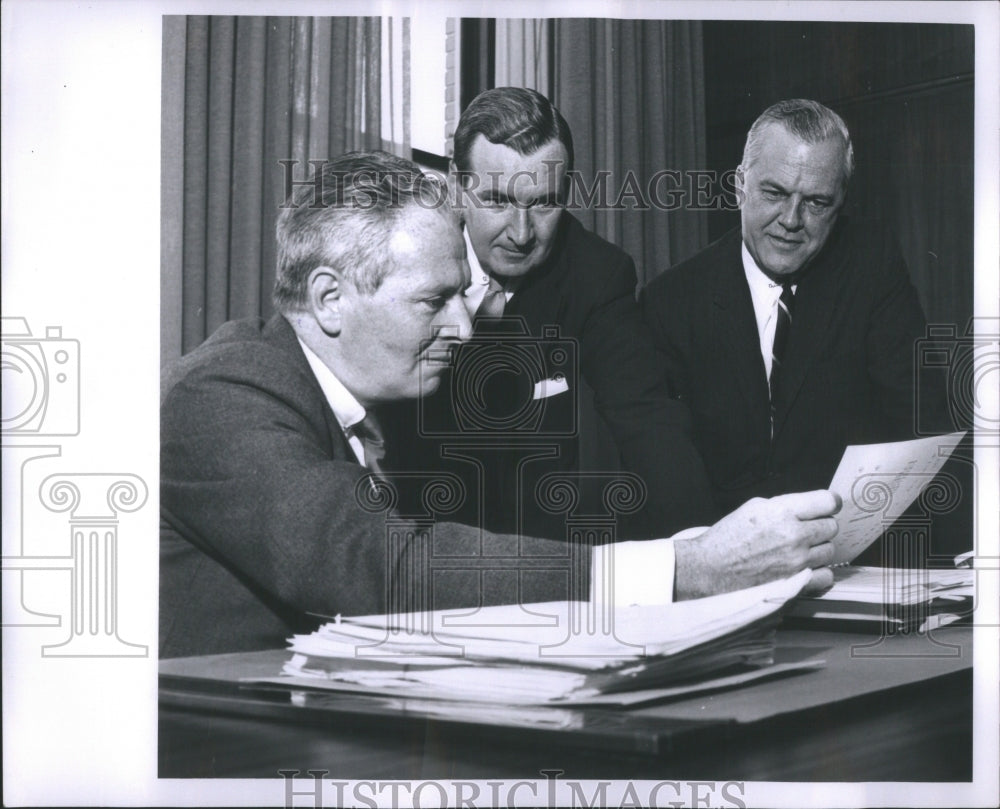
786, 565, 974, 631
251, 570, 822, 706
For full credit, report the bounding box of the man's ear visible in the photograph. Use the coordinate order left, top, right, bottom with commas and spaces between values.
307, 266, 345, 336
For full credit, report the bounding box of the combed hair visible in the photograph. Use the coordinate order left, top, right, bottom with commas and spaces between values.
273, 151, 452, 312
741, 99, 855, 186
452, 87, 574, 173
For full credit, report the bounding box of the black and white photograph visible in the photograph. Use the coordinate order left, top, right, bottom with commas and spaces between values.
2, 1, 998, 806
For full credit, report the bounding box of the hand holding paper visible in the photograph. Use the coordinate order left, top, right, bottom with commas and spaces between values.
673, 490, 840, 600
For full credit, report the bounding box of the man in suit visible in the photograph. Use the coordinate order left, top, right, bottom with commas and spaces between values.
160, 150, 841, 658
390, 87, 717, 540
641, 99, 946, 519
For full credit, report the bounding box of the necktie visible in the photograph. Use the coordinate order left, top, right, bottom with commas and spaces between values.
768, 282, 795, 434
352, 413, 387, 481
474, 276, 506, 323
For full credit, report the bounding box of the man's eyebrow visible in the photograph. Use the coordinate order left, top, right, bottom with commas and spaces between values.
475, 188, 561, 205
476, 187, 512, 202
415, 279, 465, 297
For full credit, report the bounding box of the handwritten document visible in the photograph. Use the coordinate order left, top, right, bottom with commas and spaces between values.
828, 431, 966, 564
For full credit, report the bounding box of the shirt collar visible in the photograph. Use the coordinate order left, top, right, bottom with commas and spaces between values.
741, 240, 796, 305
296, 336, 366, 433
462, 226, 521, 313
463, 227, 490, 288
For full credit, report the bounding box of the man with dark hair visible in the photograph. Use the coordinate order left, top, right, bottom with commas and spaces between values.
391, 86, 717, 540
160, 150, 840, 658
642, 99, 945, 518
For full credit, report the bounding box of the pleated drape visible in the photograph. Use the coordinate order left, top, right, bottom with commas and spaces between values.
161, 16, 383, 362
553, 19, 708, 287
495, 19, 550, 92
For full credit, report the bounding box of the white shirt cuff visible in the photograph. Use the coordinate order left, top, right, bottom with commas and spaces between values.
590, 527, 708, 606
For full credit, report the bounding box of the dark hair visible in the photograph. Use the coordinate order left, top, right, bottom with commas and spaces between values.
741, 98, 854, 188
452, 87, 574, 173
273, 151, 452, 313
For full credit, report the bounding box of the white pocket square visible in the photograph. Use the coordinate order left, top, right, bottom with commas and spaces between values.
533, 375, 570, 400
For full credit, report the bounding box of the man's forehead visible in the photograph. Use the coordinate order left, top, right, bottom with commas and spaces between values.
388, 207, 460, 252
757, 124, 844, 165
385, 209, 466, 285
751, 126, 847, 188
465, 134, 568, 176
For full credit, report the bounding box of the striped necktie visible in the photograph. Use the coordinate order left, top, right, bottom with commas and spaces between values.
768, 282, 795, 434
352, 413, 386, 481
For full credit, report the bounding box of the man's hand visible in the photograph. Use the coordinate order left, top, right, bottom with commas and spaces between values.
673, 490, 841, 600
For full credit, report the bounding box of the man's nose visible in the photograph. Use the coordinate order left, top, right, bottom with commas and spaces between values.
778, 197, 804, 230
444, 295, 473, 342
507, 205, 533, 247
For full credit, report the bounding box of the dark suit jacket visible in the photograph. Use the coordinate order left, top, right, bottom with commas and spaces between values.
640, 219, 945, 517
385, 212, 716, 540
160, 315, 587, 658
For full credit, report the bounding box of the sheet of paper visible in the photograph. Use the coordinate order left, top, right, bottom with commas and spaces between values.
810, 565, 975, 605
828, 431, 966, 563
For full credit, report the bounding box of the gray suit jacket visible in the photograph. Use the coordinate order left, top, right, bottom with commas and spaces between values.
160, 315, 586, 657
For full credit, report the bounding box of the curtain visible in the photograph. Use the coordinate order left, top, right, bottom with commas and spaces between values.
161, 16, 386, 363
495, 19, 550, 93
552, 19, 707, 287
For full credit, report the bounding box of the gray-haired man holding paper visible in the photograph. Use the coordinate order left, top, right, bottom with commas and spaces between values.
159, 151, 839, 658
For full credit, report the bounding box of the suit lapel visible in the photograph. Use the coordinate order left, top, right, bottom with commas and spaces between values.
504, 214, 571, 331
770, 220, 848, 438
494, 213, 573, 382
711, 232, 771, 431
263, 314, 354, 459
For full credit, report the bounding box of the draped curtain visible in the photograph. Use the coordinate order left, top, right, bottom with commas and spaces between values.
161, 16, 386, 364
552, 19, 707, 287
495, 19, 550, 93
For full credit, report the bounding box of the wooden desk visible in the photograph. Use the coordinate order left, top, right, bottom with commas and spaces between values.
159, 626, 972, 781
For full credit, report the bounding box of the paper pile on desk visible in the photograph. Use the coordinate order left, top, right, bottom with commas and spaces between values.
786, 565, 974, 631
252, 570, 823, 706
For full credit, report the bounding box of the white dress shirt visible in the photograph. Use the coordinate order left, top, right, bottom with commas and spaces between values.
462, 227, 518, 316
297, 337, 370, 468
742, 241, 798, 382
